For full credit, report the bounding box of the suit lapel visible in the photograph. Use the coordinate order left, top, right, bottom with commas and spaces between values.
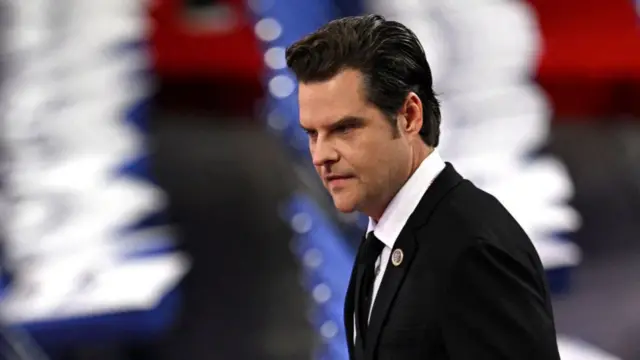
364, 163, 464, 359
364, 228, 417, 358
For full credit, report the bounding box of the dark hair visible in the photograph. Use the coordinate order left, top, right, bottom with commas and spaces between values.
285, 14, 440, 147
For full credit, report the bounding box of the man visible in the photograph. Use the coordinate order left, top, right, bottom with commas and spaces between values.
286, 14, 561, 360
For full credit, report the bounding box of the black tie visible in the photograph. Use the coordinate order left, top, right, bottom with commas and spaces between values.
355, 232, 385, 349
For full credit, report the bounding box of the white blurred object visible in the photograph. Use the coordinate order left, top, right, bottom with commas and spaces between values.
557, 336, 622, 360
0, 0, 186, 322
368, 0, 581, 270
0, 252, 190, 324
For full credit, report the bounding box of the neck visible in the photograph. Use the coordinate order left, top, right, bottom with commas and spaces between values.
411, 143, 431, 174
369, 144, 432, 222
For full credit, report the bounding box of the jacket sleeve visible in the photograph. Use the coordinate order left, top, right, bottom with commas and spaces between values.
441, 240, 561, 360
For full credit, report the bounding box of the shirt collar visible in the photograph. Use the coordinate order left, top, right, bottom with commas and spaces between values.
366, 149, 446, 249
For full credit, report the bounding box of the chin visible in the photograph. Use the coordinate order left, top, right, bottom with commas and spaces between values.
331, 196, 358, 214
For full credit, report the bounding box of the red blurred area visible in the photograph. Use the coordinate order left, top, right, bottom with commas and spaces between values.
149, 0, 264, 115
149, 0, 640, 118
531, 0, 640, 118
150, 0, 263, 80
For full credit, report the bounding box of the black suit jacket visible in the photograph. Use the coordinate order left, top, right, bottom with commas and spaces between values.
344, 163, 561, 360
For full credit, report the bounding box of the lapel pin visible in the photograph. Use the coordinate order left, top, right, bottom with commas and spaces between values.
391, 248, 404, 266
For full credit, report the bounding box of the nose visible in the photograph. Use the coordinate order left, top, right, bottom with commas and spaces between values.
311, 138, 339, 167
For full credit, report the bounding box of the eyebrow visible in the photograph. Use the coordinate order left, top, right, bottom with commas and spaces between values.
301, 115, 366, 133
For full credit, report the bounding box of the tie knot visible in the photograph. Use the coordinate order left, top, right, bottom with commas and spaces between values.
362, 232, 385, 265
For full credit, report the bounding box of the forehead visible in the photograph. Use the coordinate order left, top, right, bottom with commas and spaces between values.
297, 69, 368, 128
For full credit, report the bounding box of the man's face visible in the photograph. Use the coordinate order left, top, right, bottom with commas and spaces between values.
298, 69, 411, 215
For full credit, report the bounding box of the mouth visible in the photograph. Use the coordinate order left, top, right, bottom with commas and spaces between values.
325, 175, 354, 186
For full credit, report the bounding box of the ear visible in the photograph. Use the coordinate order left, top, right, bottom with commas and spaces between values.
398, 92, 423, 137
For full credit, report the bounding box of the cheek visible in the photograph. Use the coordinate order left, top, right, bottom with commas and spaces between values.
338, 132, 392, 180
366, 145, 404, 186
349, 146, 387, 186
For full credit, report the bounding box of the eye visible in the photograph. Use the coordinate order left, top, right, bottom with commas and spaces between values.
305, 130, 318, 140
334, 125, 353, 135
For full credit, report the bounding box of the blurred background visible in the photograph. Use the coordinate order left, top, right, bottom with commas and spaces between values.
0, 0, 638, 359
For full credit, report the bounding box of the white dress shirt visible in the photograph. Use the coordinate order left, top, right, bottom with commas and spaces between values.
353, 149, 446, 342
